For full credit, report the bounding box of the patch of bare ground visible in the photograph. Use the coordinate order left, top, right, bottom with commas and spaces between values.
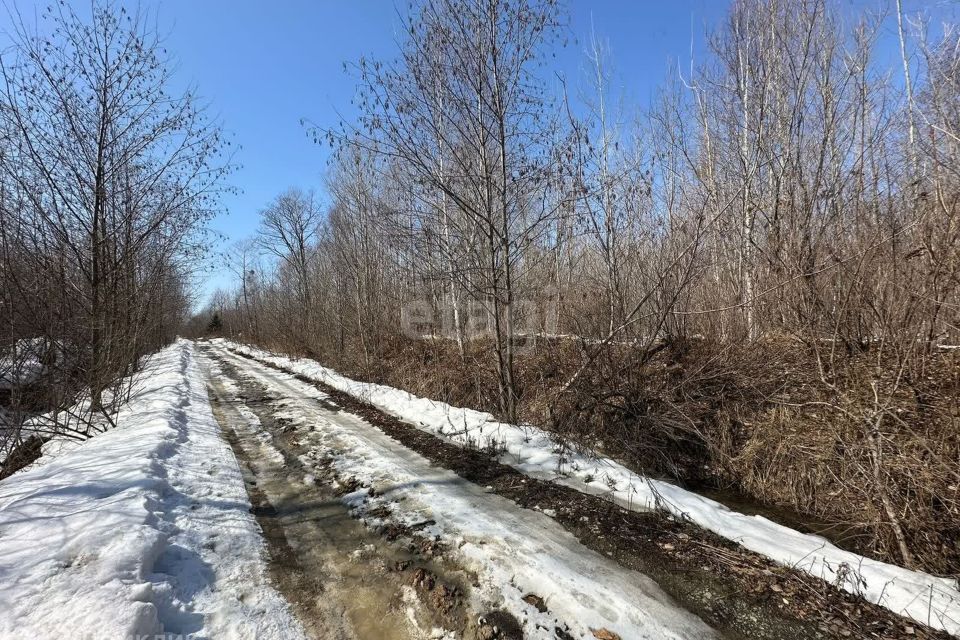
207, 354, 520, 640
229, 346, 952, 640
308, 448, 527, 640
0, 434, 46, 479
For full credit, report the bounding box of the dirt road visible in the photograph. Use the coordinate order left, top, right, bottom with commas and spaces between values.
197, 342, 717, 640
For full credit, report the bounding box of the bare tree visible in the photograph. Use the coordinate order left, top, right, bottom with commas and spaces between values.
322, 0, 565, 421
0, 1, 228, 453
256, 188, 321, 346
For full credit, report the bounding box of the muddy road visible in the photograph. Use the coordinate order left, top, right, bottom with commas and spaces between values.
204, 357, 474, 639
196, 342, 719, 640
198, 340, 937, 640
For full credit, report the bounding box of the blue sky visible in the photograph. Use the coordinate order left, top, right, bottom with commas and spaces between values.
1, 0, 955, 304
158, 0, 729, 299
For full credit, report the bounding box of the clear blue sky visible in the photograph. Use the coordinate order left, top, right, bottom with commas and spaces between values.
1, 0, 954, 305
160, 0, 730, 305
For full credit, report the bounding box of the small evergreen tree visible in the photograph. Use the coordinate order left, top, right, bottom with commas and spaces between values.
206, 313, 223, 335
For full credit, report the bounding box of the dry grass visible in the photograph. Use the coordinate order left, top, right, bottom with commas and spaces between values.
265, 332, 960, 577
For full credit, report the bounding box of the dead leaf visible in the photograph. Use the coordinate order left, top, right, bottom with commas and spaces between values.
522, 593, 547, 613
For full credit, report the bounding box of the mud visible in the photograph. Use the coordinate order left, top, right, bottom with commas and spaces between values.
204, 359, 479, 639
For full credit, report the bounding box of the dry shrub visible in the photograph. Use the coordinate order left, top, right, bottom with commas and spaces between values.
322, 335, 504, 416
271, 332, 960, 577
540, 337, 782, 481
731, 344, 960, 577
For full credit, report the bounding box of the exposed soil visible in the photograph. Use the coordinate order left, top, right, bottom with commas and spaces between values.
225, 345, 951, 640
205, 353, 517, 640
207, 371, 470, 638
0, 434, 47, 480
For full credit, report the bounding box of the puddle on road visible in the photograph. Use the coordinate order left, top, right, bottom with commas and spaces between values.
205, 362, 471, 640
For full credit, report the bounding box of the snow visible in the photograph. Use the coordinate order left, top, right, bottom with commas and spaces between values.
212, 344, 715, 639
0, 339, 306, 640
217, 338, 960, 637
0, 338, 51, 390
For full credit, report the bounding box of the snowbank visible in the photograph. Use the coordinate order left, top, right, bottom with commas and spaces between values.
0, 340, 305, 640
219, 338, 960, 636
